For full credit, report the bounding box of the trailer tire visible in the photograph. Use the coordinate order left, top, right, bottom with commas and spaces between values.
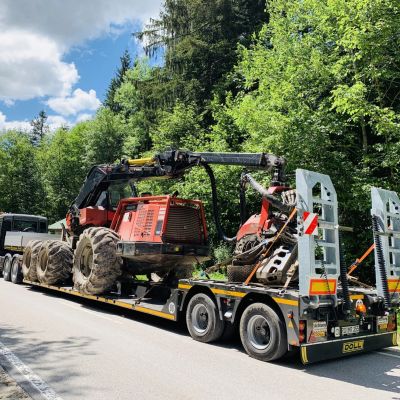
2, 254, 12, 281
186, 293, 224, 343
11, 255, 23, 284
227, 264, 254, 282
73, 227, 122, 295
22, 240, 42, 281
36, 240, 73, 285
239, 302, 287, 362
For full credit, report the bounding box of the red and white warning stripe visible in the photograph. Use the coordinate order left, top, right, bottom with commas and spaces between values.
303, 212, 319, 235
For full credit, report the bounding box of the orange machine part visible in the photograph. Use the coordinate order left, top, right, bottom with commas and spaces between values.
111, 196, 208, 244
79, 207, 115, 228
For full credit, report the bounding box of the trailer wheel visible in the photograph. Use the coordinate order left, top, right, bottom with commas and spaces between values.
2, 254, 12, 281
10, 255, 23, 284
36, 240, 73, 285
239, 302, 287, 362
227, 264, 254, 282
186, 293, 224, 343
73, 227, 122, 295
22, 240, 42, 281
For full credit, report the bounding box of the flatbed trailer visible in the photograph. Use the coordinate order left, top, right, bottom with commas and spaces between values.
9, 168, 400, 364
22, 276, 397, 365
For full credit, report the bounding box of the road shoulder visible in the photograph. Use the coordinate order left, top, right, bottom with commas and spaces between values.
0, 365, 31, 399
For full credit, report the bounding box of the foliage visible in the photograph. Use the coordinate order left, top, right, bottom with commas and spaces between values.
37, 125, 89, 221
223, 0, 400, 278
0, 132, 44, 215
83, 107, 128, 165
104, 50, 132, 113
137, 0, 268, 109
30, 110, 49, 145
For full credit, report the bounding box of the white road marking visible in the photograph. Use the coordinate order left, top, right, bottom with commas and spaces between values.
0, 340, 63, 400
375, 350, 400, 359
61, 301, 123, 324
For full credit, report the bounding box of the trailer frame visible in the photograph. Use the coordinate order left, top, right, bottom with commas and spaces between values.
21, 276, 397, 365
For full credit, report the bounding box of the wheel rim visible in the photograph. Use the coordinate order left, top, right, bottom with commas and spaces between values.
247, 315, 272, 350
11, 260, 18, 280
191, 303, 209, 335
4, 258, 11, 275
80, 244, 93, 278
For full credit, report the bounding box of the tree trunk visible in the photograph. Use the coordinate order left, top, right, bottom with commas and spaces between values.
361, 117, 368, 151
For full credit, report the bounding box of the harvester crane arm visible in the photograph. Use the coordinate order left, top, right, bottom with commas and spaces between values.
68, 149, 287, 240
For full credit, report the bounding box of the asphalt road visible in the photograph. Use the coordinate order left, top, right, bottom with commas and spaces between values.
0, 279, 399, 400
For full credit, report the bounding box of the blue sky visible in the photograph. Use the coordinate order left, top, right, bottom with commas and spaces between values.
0, 0, 163, 131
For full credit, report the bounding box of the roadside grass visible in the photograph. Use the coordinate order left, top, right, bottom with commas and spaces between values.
133, 270, 228, 281
192, 269, 227, 281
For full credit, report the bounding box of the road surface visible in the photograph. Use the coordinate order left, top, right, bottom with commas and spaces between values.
0, 279, 399, 400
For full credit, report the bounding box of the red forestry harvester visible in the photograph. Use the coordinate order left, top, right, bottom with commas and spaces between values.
22, 150, 295, 294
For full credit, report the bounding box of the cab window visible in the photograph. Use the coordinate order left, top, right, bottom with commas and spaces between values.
12, 219, 38, 232
108, 182, 134, 209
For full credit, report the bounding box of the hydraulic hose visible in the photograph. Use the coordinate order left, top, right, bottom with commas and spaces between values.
241, 174, 292, 214
372, 215, 391, 308
239, 178, 247, 225
338, 231, 351, 313
234, 240, 268, 263
202, 163, 237, 242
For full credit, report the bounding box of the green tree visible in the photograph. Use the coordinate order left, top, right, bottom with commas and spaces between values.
0, 132, 45, 215
138, 0, 268, 110
223, 0, 400, 280
30, 110, 49, 145
114, 59, 155, 157
104, 49, 132, 113
84, 108, 128, 165
37, 124, 89, 221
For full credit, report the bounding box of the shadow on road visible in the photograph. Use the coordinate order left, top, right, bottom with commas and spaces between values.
304, 350, 400, 396
0, 323, 95, 397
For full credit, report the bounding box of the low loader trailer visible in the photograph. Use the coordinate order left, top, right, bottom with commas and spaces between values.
11, 166, 399, 364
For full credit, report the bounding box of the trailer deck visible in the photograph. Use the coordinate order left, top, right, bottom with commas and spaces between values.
23, 279, 177, 321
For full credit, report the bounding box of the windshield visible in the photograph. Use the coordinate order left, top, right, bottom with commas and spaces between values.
12, 219, 39, 232
95, 181, 135, 210
109, 182, 134, 208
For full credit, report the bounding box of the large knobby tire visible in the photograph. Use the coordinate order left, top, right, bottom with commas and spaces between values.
240, 302, 287, 362
2, 254, 12, 281
22, 240, 42, 281
186, 293, 225, 343
73, 227, 122, 295
11, 255, 23, 284
36, 240, 73, 285
227, 264, 255, 282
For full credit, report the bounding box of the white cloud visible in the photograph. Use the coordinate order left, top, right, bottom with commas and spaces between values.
76, 113, 94, 123
0, 112, 70, 133
47, 115, 69, 130
47, 89, 101, 116
0, 111, 31, 132
0, 1, 162, 102
0, 1, 162, 49
0, 30, 79, 102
